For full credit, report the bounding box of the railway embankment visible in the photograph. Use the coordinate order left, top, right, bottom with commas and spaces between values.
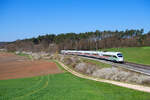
52, 54, 150, 87
56, 60, 150, 93
80, 56, 150, 76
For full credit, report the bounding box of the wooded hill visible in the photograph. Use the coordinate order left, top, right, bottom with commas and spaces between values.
3, 29, 150, 52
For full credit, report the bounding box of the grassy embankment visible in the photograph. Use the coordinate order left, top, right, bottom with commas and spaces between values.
17, 53, 33, 59
82, 58, 112, 68
0, 61, 149, 100
102, 47, 150, 65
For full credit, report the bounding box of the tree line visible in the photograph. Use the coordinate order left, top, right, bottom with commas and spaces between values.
3, 29, 150, 52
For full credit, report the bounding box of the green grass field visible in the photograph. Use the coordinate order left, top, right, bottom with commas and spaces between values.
102, 47, 150, 65
0, 66, 150, 99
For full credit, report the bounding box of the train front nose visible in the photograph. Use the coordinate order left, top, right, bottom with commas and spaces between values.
118, 57, 124, 62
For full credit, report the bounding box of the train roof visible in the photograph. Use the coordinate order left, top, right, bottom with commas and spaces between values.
61, 50, 122, 55
101, 52, 122, 55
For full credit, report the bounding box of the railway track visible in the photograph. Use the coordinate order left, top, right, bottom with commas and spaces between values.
125, 62, 150, 70
118, 62, 150, 76
60, 54, 150, 76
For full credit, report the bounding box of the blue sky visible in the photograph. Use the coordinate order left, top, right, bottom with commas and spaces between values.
0, 0, 150, 41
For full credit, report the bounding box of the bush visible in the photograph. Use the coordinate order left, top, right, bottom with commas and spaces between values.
15, 51, 21, 55
75, 63, 87, 72
64, 57, 73, 65
92, 67, 150, 85
59, 55, 82, 68
127, 74, 150, 85
31, 53, 41, 60
75, 62, 98, 74
92, 67, 119, 79
0, 49, 7, 52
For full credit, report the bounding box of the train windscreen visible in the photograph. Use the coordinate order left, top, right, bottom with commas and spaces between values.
117, 53, 123, 57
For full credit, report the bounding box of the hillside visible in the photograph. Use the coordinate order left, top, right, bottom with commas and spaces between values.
103, 47, 150, 65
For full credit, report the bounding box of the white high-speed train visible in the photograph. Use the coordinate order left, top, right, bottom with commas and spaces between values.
61, 50, 124, 63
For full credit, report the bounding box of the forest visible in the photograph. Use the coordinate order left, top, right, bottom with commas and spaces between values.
2, 29, 150, 53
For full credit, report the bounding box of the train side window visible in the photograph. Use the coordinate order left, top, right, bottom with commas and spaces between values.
103, 55, 111, 57
113, 56, 117, 58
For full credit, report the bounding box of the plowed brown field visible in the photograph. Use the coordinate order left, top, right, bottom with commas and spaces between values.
0, 52, 62, 80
